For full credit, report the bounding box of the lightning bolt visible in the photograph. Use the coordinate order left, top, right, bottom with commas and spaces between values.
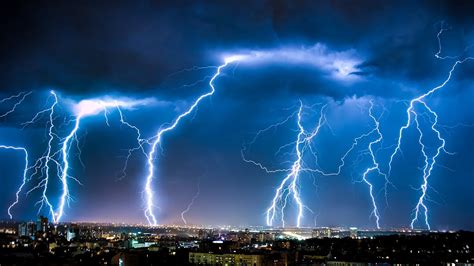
3, 145, 29, 219
267, 102, 308, 227
264, 101, 331, 228
116, 106, 150, 181
24, 91, 59, 220
388, 26, 473, 230
0, 91, 32, 119
20, 90, 76, 223
358, 100, 388, 229
54, 113, 82, 223
180, 178, 200, 225
54, 98, 152, 223
241, 108, 299, 174
143, 55, 244, 225
241, 101, 325, 227
0, 92, 32, 219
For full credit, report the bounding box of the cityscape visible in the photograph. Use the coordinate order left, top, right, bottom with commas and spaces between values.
0, 0, 473, 265
0, 217, 473, 265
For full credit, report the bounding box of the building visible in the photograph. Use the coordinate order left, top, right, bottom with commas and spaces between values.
312, 227, 332, 238
36, 216, 48, 232
18, 223, 28, 237
189, 252, 265, 266
18, 222, 36, 238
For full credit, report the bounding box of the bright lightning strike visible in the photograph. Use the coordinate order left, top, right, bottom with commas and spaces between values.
181, 178, 201, 225
20, 90, 79, 223
3, 145, 29, 219
358, 101, 388, 229
24, 91, 59, 220
143, 56, 243, 226
242, 101, 331, 227
53, 96, 153, 223
243, 99, 390, 228
0, 92, 32, 219
117, 106, 151, 181
388, 26, 473, 230
265, 101, 317, 228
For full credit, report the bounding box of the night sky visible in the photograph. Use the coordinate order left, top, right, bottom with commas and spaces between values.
0, 1, 473, 230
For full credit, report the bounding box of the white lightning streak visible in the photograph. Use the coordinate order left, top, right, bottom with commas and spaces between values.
266, 101, 325, 227
388, 26, 473, 229
0, 91, 32, 119
181, 179, 200, 225
4, 145, 29, 219
359, 101, 387, 229
143, 56, 243, 225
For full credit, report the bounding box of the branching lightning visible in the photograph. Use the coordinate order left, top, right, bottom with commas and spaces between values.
12, 91, 152, 223
117, 106, 150, 181
52, 97, 152, 223
242, 99, 392, 228
358, 101, 387, 229
0, 92, 32, 219
143, 55, 245, 225
24, 91, 59, 220
55, 111, 81, 223
264, 101, 318, 228
242, 102, 340, 227
388, 26, 473, 230
3, 145, 29, 219
0, 91, 32, 119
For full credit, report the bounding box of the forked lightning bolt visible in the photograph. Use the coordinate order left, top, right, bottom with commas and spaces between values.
264, 102, 318, 227
0, 91, 32, 119
0, 92, 32, 219
388, 26, 473, 230
23, 91, 59, 220
243, 102, 331, 227
358, 101, 388, 229
243, 100, 388, 228
53, 97, 151, 223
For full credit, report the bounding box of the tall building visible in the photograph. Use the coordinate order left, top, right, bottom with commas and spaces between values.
36, 216, 48, 232
18, 222, 36, 238
18, 223, 28, 237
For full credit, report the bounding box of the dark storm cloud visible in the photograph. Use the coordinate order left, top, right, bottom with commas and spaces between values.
269, 0, 474, 96
0, 1, 275, 96
1, 0, 471, 98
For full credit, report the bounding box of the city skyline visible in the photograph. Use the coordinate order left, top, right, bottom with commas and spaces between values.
0, 1, 473, 230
